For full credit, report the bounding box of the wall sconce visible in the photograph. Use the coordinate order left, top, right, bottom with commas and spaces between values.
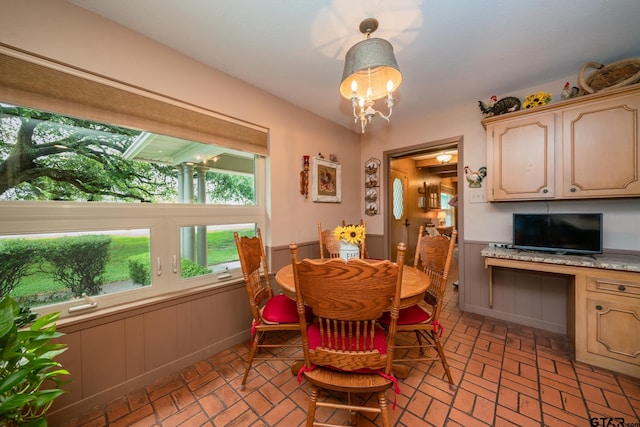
300, 155, 310, 198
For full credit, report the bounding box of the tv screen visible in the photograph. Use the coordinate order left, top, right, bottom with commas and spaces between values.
513, 213, 603, 255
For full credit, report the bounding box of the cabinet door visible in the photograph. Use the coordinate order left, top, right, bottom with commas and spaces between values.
562, 93, 640, 197
488, 113, 555, 200
586, 295, 640, 367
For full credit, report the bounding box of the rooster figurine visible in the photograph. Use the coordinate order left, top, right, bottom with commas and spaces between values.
464, 166, 487, 188
561, 82, 580, 100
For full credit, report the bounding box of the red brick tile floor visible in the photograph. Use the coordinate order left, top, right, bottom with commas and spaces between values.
60, 284, 640, 427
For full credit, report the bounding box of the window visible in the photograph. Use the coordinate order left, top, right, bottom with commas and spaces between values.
0, 103, 267, 318
439, 187, 456, 227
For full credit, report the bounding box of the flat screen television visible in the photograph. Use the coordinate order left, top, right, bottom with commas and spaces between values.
512, 213, 603, 255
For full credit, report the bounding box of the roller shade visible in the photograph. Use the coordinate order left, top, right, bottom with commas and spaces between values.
0, 50, 268, 155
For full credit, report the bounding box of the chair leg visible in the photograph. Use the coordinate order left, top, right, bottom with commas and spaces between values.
377, 391, 390, 427
432, 332, 456, 390
240, 332, 261, 390
306, 385, 319, 427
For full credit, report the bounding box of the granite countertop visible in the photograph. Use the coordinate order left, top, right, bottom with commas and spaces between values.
481, 247, 640, 273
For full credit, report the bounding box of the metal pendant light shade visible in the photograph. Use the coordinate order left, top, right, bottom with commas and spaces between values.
339, 37, 402, 100
339, 18, 402, 132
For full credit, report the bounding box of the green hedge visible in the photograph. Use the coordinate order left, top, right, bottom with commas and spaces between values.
127, 254, 211, 285
41, 235, 111, 297
0, 239, 40, 298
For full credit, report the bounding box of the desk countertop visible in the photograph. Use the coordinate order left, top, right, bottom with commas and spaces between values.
480, 247, 640, 273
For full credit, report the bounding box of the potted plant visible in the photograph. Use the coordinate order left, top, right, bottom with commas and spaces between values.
0, 296, 69, 426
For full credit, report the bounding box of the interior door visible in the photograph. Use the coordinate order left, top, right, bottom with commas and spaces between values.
389, 167, 409, 262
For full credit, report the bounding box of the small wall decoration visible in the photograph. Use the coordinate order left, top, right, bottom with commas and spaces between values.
364, 157, 380, 215
464, 166, 487, 188
311, 157, 341, 203
299, 155, 310, 198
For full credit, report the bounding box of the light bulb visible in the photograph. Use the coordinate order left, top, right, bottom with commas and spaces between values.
387, 80, 394, 92
351, 80, 358, 92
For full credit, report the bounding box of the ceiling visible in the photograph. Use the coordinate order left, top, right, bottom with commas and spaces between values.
67, 0, 640, 134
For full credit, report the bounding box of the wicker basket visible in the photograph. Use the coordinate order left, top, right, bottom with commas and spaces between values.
578, 58, 640, 94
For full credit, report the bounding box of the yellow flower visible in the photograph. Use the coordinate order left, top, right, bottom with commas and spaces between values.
523, 91, 552, 109
334, 224, 365, 245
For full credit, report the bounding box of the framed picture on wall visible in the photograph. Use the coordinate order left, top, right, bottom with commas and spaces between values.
311, 157, 341, 203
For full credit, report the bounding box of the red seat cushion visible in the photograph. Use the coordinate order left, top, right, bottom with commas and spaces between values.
261, 294, 312, 324
379, 304, 431, 325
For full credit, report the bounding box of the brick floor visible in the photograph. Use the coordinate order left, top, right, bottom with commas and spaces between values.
60, 284, 640, 427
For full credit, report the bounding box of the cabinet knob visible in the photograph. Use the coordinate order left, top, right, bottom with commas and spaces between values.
542, 188, 548, 194
595, 304, 603, 310
571, 187, 577, 192
618, 285, 626, 291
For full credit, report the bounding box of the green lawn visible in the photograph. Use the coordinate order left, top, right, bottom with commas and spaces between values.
10, 228, 254, 304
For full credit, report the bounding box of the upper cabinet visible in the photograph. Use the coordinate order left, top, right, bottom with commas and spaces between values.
561, 92, 640, 198
483, 85, 640, 202
487, 112, 555, 200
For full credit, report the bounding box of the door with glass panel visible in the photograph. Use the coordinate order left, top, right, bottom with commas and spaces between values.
389, 168, 408, 262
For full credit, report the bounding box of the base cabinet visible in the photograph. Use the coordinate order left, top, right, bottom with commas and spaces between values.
586, 296, 640, 365
576, 271, 640, 376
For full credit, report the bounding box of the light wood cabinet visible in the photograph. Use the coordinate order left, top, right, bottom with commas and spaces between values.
562, 92, 640, 197
483, 85, 640, 202
486, 113, 555, 200
576, 270, 640, 376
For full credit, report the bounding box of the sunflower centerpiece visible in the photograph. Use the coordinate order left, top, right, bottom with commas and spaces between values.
333, 224, 365, 261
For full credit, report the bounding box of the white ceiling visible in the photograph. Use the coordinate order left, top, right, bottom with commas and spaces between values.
68, 0, 640, 133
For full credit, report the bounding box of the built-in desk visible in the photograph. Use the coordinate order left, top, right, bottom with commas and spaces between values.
481, 247, 640, 378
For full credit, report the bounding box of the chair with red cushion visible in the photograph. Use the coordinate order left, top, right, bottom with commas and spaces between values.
289, 241, 406, 427
234, 228, 312, 390
379, 225, 458, 390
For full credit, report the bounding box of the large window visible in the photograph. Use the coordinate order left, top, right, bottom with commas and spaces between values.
0, 101, 267, 318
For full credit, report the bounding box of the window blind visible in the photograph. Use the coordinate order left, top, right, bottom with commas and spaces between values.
0, 50, 268, 155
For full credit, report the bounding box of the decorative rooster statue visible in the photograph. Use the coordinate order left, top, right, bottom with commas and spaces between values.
464, 166, 487, 188
478, 96, 521, 117
561, 82, 580, 100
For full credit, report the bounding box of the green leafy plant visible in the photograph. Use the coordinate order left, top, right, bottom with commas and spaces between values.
0, 296, 69, 426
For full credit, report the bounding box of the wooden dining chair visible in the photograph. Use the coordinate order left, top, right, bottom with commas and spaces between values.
289, 241, 406, 427
341, 218, 368, 259
379, 225, 458, 390
234, 228, 312, 390
317, 221, 341, 260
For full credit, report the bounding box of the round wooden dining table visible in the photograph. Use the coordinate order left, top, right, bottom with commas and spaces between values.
275, 260, 430, 309
275, 259, 430, 379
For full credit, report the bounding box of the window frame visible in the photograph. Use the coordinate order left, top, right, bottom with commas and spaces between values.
0, 50, 269, 319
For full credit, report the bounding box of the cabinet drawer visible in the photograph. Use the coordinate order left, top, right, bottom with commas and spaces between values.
587, 274, 640, 298
586, 296, 640, 366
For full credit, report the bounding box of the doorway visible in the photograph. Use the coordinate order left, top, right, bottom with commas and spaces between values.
383, 135, 463, 289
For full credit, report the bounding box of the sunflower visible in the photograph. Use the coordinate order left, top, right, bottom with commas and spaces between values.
523, 91, 552, 109
334, 224, 365, 245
